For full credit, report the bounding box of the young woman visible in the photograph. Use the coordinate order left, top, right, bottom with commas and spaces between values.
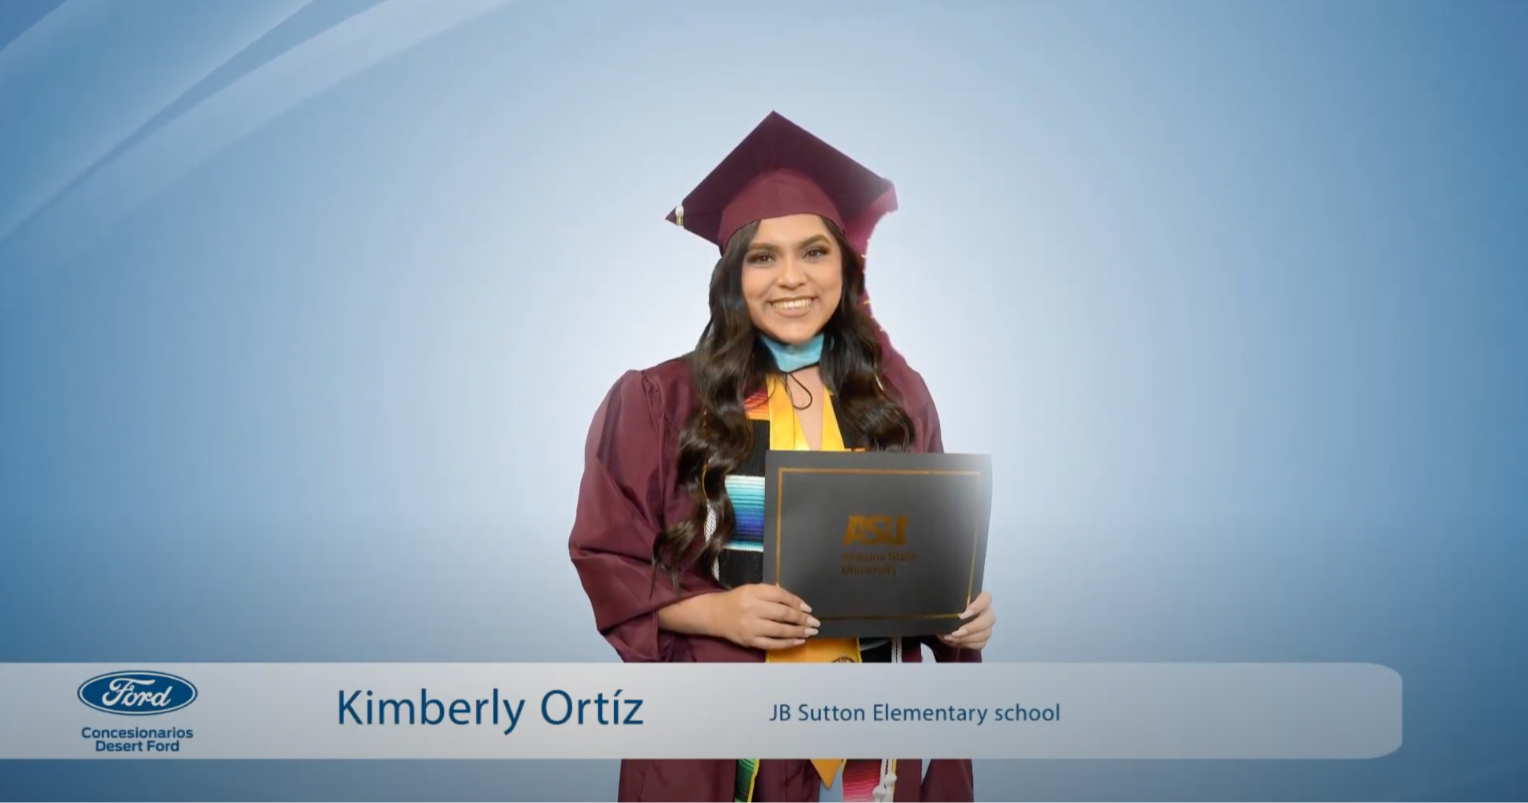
569, 111, 996, 802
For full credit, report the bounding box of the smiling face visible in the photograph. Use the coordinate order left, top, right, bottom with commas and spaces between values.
740, 214, 844, 345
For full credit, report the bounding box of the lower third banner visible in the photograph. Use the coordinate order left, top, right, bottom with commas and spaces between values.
0, 662, 1401, 760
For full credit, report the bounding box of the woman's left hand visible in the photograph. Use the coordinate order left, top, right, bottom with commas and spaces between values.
939, 591, 995, 651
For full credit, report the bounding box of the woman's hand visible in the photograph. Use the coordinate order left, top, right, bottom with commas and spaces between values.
938, 591, 995, 651
709, 584, 820, 650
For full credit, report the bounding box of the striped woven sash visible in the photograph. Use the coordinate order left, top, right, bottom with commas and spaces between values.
715, 375, 899, 802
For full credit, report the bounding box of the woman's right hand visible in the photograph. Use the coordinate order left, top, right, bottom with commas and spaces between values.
708, 584, 820, 650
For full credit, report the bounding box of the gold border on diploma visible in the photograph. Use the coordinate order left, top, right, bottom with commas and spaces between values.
772, 466, 985, 621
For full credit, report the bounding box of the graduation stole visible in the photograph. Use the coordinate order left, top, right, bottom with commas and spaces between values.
721, 374, 897, 803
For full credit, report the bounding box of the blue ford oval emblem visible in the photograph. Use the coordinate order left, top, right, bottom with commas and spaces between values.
77, 671, 197, 716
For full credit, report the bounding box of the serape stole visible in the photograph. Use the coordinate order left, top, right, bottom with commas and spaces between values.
718, 375, 897, 803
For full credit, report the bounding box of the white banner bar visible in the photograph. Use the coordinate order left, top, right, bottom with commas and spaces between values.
0, 663, 1401, 760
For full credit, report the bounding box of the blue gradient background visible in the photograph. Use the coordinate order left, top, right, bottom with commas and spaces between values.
1, 0, 1524, 799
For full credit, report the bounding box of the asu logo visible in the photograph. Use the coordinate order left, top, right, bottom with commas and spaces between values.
843, 515, 907, 546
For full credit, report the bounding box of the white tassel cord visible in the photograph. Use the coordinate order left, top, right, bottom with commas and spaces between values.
704, 502, 721, 582
872, 757, 898, 802
871, 640, 902, 801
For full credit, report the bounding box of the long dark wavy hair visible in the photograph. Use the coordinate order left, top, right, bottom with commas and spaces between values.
651, 216, 916, 588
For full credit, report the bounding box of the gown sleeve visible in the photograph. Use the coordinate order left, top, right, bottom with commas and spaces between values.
568, 369, 712, 663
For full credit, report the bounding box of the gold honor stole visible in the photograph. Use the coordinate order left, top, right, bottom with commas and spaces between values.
733, 375, 895, 802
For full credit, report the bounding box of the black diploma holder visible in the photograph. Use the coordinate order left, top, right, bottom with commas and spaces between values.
760, 450, 993, 639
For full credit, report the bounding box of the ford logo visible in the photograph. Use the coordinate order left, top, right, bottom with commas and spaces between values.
77, 671, 197, 716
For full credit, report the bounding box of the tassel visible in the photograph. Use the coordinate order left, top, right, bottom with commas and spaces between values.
704, 503, 720, 582
872, 758, 897, 801
871, 642, 902, 800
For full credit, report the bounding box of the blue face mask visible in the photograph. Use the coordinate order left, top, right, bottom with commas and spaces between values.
760, 332, 824, 373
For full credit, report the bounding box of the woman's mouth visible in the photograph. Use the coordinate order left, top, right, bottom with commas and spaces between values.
770, 297, 815, 317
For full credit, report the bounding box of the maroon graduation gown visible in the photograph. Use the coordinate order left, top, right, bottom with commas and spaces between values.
569, 353, 981, 802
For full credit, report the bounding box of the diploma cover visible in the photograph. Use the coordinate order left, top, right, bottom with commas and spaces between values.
760, 451, 992, 638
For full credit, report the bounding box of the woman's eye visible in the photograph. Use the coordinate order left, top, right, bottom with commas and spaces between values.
748, 253, 773, 265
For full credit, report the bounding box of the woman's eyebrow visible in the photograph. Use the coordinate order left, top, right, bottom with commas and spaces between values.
751, 234, 831, 252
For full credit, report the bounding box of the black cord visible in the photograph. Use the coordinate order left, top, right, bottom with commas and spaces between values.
785, 370, 813, 410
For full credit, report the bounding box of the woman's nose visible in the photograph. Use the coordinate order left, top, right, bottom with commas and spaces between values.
777, 256, 807, 286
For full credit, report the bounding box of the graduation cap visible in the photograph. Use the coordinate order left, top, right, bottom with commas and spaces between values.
665, 111, 899, 256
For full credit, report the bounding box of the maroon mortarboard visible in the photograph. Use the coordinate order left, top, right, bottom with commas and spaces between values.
665, 111, 899, 255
